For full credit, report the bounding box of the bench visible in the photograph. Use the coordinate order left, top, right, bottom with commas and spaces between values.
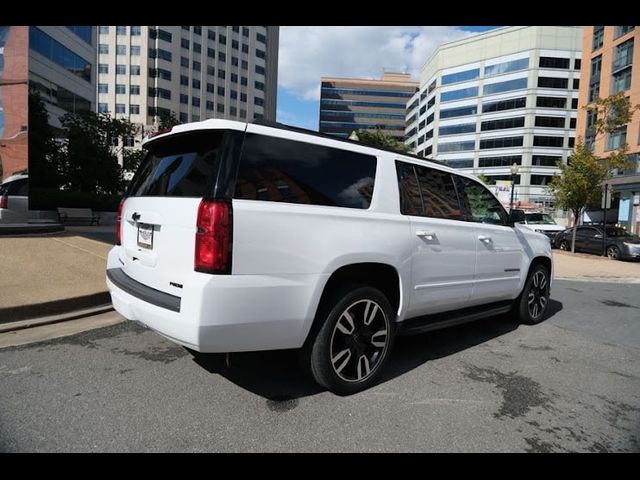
57, 207, 101, 226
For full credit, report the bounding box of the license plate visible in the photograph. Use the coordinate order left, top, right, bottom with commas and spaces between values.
137, 223, 154, 249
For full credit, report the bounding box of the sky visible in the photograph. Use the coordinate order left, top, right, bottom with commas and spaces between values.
276, 26, 500, 131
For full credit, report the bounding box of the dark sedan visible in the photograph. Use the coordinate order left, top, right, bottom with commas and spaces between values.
555, 225, 640, 261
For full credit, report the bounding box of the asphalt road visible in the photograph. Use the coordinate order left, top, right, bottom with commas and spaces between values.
1, 280, 639, 452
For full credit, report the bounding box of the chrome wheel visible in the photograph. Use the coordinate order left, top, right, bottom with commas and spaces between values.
527, 270, 549, 320
329, 299, 390, 383
607, 246, 620, 260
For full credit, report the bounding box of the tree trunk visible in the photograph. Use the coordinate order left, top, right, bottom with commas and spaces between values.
571, 208, 581, 253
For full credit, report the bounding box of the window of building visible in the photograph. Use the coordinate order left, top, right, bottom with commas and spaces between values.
440, 105, 477, 119
483, 97, 527, 112
208, 30, 216, 41
440, 86, 478, 103
441, 68, 480, 85
481, 116, 525, 131
479, 136, 524, 149
181, 38, 189, 49
130, 45, 140, 56
194, 42, 201, 53
192, 79, 201, 89
98, 103, 108, 113
478, 155, 522, 168
255, 97, 264, 107
217, 104, 225, 114
256, 49, 266, 59
607, 126, 627, 151
207, 48, 215, 59
231, 73, 238, 83
217, 86, 225, 96
240, 93, 247, 102
530, 175, 554, 185
116, 26, 127, 35
592, 26, 604, 51
533, 136, 564, 147
484, 58, 529, 77
219, 34, 227, 45
116, 84, 126, 94
130, 85, 140, 95
180, 56, 189, 68
438, 141, 476, 152
539, 57, 570, 69
439, 123, 476, 136
206, 101, 214, 111
180, 94, 188, 104
484, 77, 528, 95
98, 83, 108, 94
232, 39, 239, 50
572, 98, 578, 109
242, 27, 249, 38
536, 96, 566, 109
116, 64, 126, 75
255, 80, 265, 91
574, 59, 582, 70
130, 104, 140, 115
193, 60, 201, 71
99, 64, 108, 74
218, 51, 226, 62
612, 67, 633, 93
589, 55, 602, 102
446, 159, 474, 168
532, 155, 561, 166
99, 26, 109, 35
256, 65, 265, 75
537, 77, 568, 89
131, 26, 141, 36
179, 112, 188, 123
206, 83, 214, 93
569, 118, 576, 129
535, 116, 565, 128
614, 26, 634, 38
242, 44, 249, 54
242, 60, 249, 70
192, 97, 200, 107
573, 78, 580, 90
99, 44, 108, 54
180, 75, 189, 86
116, 44, 126, 56
115, 104, 126, 114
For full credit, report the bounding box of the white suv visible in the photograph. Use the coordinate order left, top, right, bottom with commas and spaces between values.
106, 120, 553, 395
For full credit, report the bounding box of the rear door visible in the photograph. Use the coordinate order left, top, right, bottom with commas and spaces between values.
119, 128, 242, 293
397, 161, 477, 316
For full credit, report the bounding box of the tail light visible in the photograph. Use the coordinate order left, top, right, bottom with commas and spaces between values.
116, 199, 125, 245
195, 200, 232, 274
0, 194, 7, 209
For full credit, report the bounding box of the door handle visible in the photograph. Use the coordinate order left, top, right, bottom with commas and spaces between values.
478, 235, 493, 243
416, 231, 436, 241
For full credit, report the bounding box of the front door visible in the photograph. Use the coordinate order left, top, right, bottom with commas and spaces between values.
455, 176, 525, 304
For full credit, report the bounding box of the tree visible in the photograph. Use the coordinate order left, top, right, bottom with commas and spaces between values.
351, 128, 412, 154
28, 91, 62, 189
57, 112, 140, 195
548, 93, 639, 253
476, 173, 494, 185
156, 110, 181, 131
547, 142, 609, 252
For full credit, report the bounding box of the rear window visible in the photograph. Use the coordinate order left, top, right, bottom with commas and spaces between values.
234, 133, 377, 209
128, 131, 226, 197
0, 179, 28, 196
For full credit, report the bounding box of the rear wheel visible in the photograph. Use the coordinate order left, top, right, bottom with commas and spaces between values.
514, 264, 550, 325
302, 285, 394, 395
559, 240, 570, 251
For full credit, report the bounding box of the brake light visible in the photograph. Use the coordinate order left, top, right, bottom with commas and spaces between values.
116, 199, 125, 245
0, 194, 7, 209
195, 200, 232, 274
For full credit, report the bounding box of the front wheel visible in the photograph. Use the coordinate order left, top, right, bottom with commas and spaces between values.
514, 264, 550, 325
303, 285, 395, 395
607, 245, 621, 260
559, 240, 570, 251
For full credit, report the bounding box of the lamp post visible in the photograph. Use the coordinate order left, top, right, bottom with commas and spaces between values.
509, 162, 520, 211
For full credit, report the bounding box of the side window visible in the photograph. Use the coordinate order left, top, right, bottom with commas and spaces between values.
234, 134, 377, 209
395, 161, 423, 216
7, 179, 28, 196
455, 176, 508, 225
414, 165, 464, 220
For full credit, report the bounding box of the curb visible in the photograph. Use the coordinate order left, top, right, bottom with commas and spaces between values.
0, 304, 114, 334
555, 276, 640, 284
0, 224, 65, 236
0, 291, 112, 323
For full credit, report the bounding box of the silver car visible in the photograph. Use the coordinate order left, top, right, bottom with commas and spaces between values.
0, 173, 28, 224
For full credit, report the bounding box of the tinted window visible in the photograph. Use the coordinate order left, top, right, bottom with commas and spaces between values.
128, 131, 227, 197
455, 176, 508, 225
414, 165, 464, 220
396, 161, 423, 216
234, 134, 377, 209
1, 179, 28, 196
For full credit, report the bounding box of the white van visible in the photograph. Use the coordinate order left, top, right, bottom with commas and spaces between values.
106, 120, 553, 395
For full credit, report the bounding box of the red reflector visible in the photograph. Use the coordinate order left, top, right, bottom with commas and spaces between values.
0, 195, 7, 209
116, 199, 125, 245
195, 200, 232, 274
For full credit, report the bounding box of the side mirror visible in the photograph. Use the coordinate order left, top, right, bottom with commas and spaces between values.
509, 209, 526, 225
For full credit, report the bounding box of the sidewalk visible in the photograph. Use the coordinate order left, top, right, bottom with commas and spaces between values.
553, 250, 640, 283
0, 230, 113, 322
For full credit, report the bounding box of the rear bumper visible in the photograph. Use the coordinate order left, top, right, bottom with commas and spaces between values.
106, 251, 328, 353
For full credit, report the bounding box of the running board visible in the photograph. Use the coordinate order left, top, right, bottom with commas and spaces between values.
396, 300, 513, 336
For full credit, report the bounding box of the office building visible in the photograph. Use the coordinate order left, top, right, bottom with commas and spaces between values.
576, 26, 639, 232
406, 26, 583, 206
97, 25, 279, 145
320, 72, 418, 140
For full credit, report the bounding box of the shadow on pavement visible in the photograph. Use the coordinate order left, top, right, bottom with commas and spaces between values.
56, 226, 116, 245
188, 298, 564, 402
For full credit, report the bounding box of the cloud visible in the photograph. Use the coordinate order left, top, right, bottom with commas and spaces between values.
278, 26, 474, 101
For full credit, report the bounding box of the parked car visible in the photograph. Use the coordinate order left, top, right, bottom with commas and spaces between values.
555, 225, 640, 260
106, 119, 553, 395
516, 211, 566, 243
0, 173, 28, 224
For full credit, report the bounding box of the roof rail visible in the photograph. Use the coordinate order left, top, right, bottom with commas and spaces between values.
251, 119, 447, 167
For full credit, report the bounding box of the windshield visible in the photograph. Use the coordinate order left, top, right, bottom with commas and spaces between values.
526, 213, 556, 225
605, 227, 640, 239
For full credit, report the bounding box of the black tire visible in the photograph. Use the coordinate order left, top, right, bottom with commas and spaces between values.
559, 240, 570, 251
606, 245, 621, 260
301, 284, 395, 395
514, 264, 551, 325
